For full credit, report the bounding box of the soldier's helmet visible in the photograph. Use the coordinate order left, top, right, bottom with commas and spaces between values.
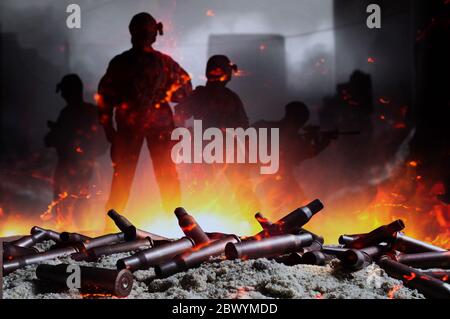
129, 12, 163, 49
284, 101, 310, 127
206, 55, 238, 83
56, 74, 83, 99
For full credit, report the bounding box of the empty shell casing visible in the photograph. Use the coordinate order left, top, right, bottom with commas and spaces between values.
2, 245, 79, 275
420, 270, 450, 282
255, 199, 324, 237
36, 264, 133, 298
338, 235, 360, 246
347, 220, 405, 249
254, 212, 324, 244
117, 237, 195, 272
378, 255, 450, 299
393, 232, 447, 254
30, 226, 61, 243
60, 232, 91, 243
107, 210, 170, 242
77, 238, 153, 262
255, 212, 273, 230
134, 229, 170, 242
107, 209, 137, 241
299, 239, 323, 254
225, 233, 314, 260
396, 251, 450, 269
174, 207, 210, 245
81, 233, 125, 250
340, 244, 388, 270
155, 235, 240, 278
3, 243, 38, 260
8, 231, 47, 248
322, 246, 348, 258
274, 252, 303, 266
273, 239, 324, 266
205, 232, 237, 241
301, 251, 332, 266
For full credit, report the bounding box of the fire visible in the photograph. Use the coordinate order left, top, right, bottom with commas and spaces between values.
388, 284, 403, 299
40, 192, 69, 221
229, 286, 254, 299
0, 214, 34, 237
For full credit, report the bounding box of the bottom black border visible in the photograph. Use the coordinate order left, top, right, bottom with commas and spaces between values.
0, 299, 443, 318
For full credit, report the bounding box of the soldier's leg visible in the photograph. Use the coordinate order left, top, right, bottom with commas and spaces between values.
71, 160, 95, 229
224, 164, 261, 214
49, 160, 76, 227
105, 132, 144, 214
146, 130, 181, 213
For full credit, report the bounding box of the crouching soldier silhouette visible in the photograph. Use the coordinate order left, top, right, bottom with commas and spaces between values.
45, 74, 107, 227
253, 102, 335, 214
98, 12, 192, 222
174, 55, 260, 213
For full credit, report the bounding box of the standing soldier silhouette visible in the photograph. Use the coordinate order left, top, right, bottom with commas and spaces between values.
175, 55, 260, 213
253, 102, 335, 213
97, 13, 192, 220
45, 74, 107, 227
175, 55, 248, 128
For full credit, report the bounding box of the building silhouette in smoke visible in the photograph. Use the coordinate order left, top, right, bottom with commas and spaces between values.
97, 13, 192, 221
208, 34, 287, 122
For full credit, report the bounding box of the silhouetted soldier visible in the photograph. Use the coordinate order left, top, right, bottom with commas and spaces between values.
253, 102, 335, 213
320, 70, 374, 185
175, 55, 248, 128
174, 55, 259, 213
98, 13, 192, 217
45, 74, 107, 226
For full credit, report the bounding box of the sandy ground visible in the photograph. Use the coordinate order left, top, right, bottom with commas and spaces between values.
2, 241, 424, 299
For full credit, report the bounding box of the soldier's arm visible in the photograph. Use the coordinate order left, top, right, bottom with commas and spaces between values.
232, 93, 250, 128
167, 58, 193, 104
174, 92, 196, 125
97, 57, 121, 142
304, 134, 332, 158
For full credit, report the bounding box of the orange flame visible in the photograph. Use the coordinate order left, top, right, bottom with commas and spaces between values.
388, 284, 402, 299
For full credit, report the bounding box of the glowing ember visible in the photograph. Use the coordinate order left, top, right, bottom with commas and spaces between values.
388, 284, 402, 299
234, 69, 251, 77
379, 97, 391, 104
408, 161, 418, 167
403, 272, 416, 281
